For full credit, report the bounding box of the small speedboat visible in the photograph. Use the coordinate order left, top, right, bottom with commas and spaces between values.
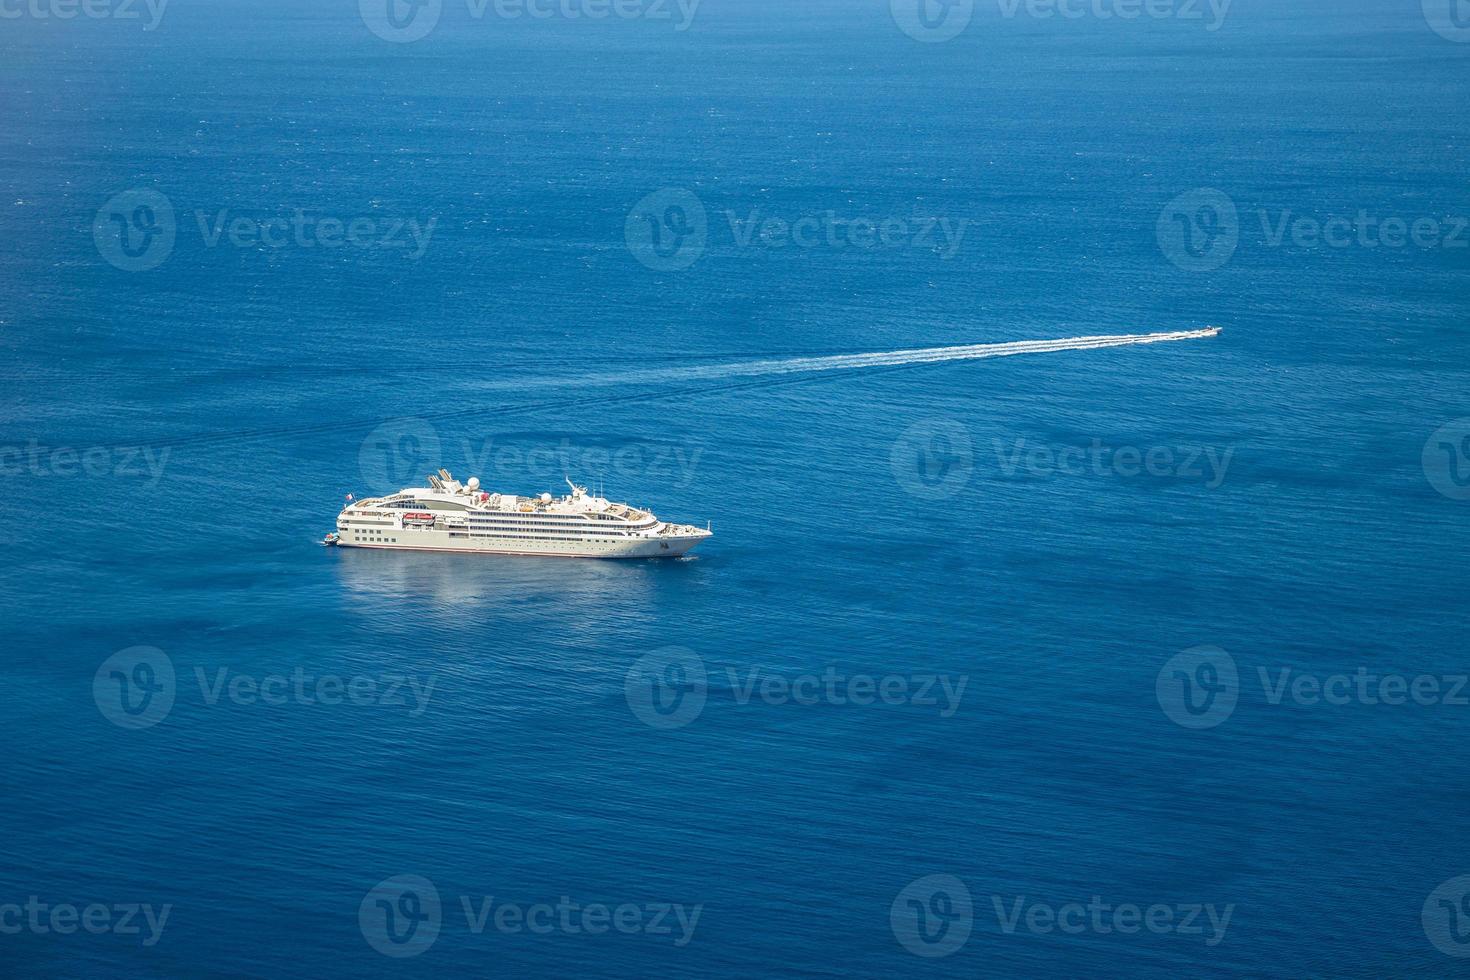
323, 532, 340, 547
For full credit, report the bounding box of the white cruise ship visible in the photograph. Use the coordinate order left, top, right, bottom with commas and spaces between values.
327, 471, 712, 559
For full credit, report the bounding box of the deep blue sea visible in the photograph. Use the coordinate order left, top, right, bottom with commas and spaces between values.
2, 0, 1469, 976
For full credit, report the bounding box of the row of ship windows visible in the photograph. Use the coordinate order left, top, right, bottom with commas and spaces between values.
466, 521, 642, 531
348, 521, 637, 536
467, 516, 630, 523
464, 528, 630, 536
459, 532, 632, 541
368, 510, 640, 524
467, 514, 646, 520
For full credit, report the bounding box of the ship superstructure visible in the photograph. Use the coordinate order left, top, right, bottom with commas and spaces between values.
329, 471, 711, 559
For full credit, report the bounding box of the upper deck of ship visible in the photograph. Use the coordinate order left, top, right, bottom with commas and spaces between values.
344, 470, 654, 523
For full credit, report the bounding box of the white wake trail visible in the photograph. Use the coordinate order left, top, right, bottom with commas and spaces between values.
489, 327, 1221, 392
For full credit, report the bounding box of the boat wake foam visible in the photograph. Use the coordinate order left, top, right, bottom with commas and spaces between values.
498, 328, 1222, 391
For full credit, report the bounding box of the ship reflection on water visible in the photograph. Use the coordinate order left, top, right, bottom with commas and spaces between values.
331, 545, 703, 627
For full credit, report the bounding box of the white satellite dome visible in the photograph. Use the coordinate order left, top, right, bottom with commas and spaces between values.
539, 492, 553, 504
466, 477, 481, 491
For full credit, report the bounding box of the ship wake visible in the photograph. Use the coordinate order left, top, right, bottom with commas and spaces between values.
498, 328, 1222, 391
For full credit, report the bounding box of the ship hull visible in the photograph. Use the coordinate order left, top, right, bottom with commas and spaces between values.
332, 528, 708, 559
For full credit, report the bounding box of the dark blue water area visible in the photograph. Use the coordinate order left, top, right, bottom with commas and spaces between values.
1, 0, 1468, 976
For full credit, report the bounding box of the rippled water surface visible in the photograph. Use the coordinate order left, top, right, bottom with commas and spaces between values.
2, 0, 1468, 976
